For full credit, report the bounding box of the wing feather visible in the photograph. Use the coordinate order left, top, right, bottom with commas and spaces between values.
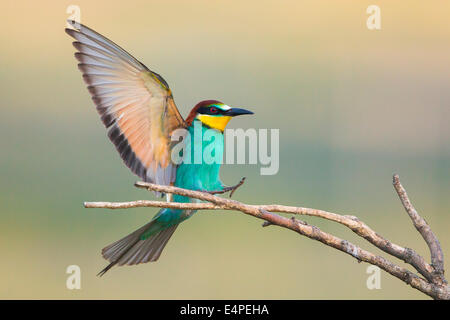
66, 21, 186, 193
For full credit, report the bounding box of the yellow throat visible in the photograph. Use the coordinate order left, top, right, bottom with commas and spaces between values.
197, 115, 232, 131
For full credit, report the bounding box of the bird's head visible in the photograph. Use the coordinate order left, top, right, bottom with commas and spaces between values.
186, 100, 254, 131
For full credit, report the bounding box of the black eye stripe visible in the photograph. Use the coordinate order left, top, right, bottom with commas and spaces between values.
198, 105, 223, 115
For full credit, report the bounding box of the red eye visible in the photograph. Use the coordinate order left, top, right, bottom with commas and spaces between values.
210, 107, 218, 114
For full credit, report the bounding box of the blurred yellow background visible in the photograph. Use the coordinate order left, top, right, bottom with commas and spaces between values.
0, 0, 449, 299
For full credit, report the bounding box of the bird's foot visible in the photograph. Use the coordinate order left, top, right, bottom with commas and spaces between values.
205, 177, 246, 198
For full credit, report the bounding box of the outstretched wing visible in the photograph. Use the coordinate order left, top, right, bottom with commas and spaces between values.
66, 21, 186, 192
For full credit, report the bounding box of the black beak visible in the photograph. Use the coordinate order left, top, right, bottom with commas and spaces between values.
225, 108, 254, 117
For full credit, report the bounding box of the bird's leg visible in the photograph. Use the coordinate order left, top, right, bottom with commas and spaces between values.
205, 177, 246, 198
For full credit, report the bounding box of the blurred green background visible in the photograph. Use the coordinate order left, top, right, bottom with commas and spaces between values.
0, 0, 449, 299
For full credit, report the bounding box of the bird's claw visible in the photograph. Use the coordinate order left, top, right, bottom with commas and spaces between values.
203, 177, 246, 198
227, 177, 246, 198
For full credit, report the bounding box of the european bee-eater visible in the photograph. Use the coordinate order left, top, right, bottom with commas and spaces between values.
66, 21, 254, 276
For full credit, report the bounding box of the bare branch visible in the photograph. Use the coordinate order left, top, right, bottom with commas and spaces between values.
393, 174, 446, 285
84, 177, 449, 299
84, 200, 223, 210
132, 182, 437, 282
257, 205, 436, 283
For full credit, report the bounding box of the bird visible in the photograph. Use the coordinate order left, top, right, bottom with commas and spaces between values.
65, 21, 254, 276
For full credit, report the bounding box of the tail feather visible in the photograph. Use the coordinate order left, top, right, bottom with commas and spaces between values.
98, 222, 178, 276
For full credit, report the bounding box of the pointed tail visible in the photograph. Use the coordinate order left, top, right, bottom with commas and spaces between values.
98, 221, 178, 276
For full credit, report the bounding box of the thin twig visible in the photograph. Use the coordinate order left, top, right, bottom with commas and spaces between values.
393, 174, 446, 285
84, 200, 223, 210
